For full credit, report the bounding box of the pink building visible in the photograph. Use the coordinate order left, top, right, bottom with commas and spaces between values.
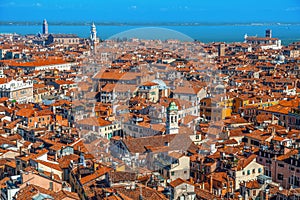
271, 149, 300, 189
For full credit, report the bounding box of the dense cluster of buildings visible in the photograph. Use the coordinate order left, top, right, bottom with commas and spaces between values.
0, 22, 299, 200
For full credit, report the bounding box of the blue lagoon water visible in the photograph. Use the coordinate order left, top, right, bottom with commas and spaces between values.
0, 24, 299, 45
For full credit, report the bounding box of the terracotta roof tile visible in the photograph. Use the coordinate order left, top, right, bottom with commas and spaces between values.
169, 178, 192, 188
36, 160, 62, 172
16, 108, 35, 118
80, 166, 112, 185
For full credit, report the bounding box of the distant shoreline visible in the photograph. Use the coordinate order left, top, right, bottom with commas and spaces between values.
1, 21, 300, 26
1, 23, 299, 45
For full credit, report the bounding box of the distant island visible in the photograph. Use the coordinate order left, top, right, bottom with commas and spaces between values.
1, 21, 300, 26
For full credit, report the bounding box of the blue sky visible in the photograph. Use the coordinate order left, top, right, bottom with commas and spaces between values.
0, 0, 300, 23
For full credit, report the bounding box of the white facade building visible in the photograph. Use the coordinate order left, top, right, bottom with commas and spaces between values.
0, 79, 33, 103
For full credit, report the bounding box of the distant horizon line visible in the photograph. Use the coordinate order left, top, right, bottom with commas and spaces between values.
1, 21, 300, 26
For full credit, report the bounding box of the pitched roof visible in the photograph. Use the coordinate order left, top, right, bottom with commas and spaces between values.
276, 149, 298, 161
194, 187, 221, 200
173, 86, 202, 95
54, 190, 80, 200
80, 166, 112, 185
169, 178, 193, 188
241, 180, 261, 189
36, 160, 62, 172
15, 184, 55, 200
58, 154, 79, 169
109, 171, 137, 183
15, 184, 79, 200
49, 33, 79, 38
236, 154, 257, 170
76, 117, 112, 127
112, 184, 167, 200
122, 133, 197, 154
16, 108, 35, 118
0, 57, 68, 67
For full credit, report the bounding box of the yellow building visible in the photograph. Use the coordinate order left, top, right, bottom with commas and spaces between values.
200, 97, 232, 121
235, 96, 279, 114
137, 81, 160, 103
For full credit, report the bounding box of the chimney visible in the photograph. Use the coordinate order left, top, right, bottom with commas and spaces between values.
189, 177, 193, 184
19, 146, 23, 156
265, 189, 269, 200
210, 175, 213, 194
244, 181, 248, 200
48, 123, 52, 131
12, 109, 17, 121
50, 171, 53, 180
77, 166, 81, 180
271, 126, 276, 137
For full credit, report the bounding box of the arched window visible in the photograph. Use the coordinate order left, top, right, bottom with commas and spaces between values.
258, 168, 262, 173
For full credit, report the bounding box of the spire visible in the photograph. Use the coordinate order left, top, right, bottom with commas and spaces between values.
90, 22, 99, 54
90, 22, 97, 42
